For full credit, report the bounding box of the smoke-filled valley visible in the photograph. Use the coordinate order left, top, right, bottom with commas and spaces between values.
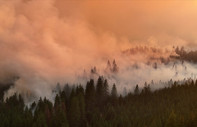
1, 0, 197, 127
1, 0, 197, 102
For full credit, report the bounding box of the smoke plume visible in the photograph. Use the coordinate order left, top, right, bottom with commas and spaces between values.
0, 0, 197, 102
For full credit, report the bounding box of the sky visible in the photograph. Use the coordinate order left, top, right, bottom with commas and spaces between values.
1, 0, 197, 102
56, 0, 197, 48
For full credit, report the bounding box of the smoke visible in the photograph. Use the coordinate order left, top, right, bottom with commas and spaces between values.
0, 0, 197, 102
78, 0, 197, 49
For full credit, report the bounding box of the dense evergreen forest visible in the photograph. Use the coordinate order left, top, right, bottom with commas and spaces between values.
1, 77, 197, 127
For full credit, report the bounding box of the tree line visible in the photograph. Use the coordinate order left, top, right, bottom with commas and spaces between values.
1, 77, 197, 127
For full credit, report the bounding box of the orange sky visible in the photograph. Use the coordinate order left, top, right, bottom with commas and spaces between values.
56, 0, 197, 48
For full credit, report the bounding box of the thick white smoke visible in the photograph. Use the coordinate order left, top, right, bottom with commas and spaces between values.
0, 0, 197, 103
0, 0, 131, 102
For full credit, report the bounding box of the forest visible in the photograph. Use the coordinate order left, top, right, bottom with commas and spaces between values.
1, 77, 197, 127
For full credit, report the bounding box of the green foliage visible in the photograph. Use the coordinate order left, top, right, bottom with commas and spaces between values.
2, 78, 197, 127
111, 84, 117, 98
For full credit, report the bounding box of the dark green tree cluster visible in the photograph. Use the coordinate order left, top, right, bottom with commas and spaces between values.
0, 82, 14, 101
175, 46, 197, 63
1, 77, 197, 127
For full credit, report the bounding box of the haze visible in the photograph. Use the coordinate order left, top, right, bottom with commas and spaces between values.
1, 0, 197, 102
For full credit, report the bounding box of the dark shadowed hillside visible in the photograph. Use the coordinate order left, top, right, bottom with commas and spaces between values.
1, 77, 197, 127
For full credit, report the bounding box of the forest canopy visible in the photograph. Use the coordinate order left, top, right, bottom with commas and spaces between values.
1, 77, 197, 127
